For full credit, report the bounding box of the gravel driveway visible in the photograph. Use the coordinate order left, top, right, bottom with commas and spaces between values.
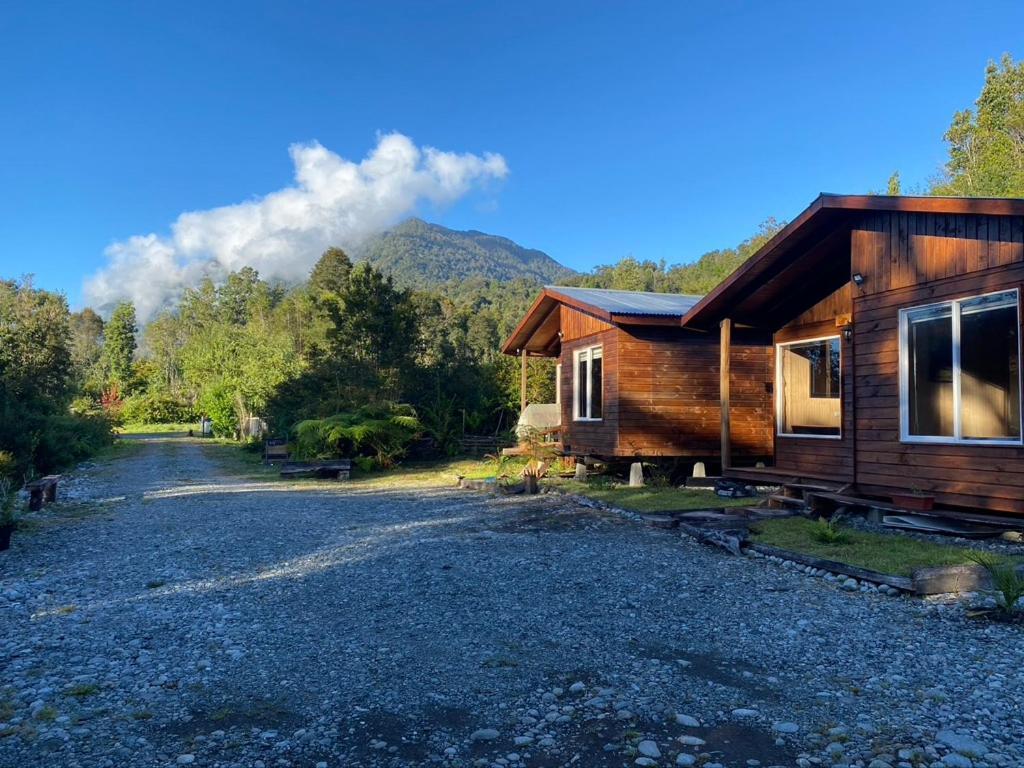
1, 437, 1021, 768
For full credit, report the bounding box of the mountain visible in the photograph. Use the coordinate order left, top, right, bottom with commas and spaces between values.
352, 218, 575, 287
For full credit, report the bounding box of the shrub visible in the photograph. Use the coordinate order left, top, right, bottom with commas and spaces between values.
121, 392, 195, 424
0, 476, 16, 526
32, 413, 115, 474
293, 404, 421, 468
199, 386, 239, 437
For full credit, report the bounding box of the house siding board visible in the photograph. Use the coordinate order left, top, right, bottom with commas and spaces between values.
773, 285, 856, 482
850, 211, 1024, 514
615, 327, 773, 459
559, 330, 618, 456
557, 325, 773, 460
560, 305, 613, 342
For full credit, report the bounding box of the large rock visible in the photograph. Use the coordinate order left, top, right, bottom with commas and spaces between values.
936, 729, 987, 757
637, 740, 661, 758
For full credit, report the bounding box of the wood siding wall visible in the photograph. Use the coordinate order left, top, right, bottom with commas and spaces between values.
615, 327, 773, 459
851, 212, 1024, 513
559, 329, 619, 456
773, 285, 855, 481
560, 305, 612, 342
558, 323, 773, 460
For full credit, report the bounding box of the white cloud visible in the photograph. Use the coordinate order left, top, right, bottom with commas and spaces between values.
84, 133, 508, 321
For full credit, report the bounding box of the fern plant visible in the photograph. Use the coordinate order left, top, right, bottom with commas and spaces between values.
293, 404, 421, 468
811, 515, 850, 545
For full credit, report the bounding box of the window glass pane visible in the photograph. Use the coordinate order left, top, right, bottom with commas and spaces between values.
960, 303, 1020, 439
590, 354, 603, 419
778, 338, 841, 436
576, 353, 587, 418
907, 310, 954, 437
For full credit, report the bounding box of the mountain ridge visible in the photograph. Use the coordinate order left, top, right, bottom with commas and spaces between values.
351, 218, 575, 287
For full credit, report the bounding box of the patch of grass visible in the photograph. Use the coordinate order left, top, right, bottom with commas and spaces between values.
55, 604, 77, 615
117, 422, 199, 435
66, 684, 99, 699
34, 706, 57, 722
460, 456, 531, 480
750, 517, 1014, 577
131, 710, 153, 720
556, 480, 753, 513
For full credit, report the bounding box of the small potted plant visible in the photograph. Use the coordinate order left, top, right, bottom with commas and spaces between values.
891, 485, 935, 511
0, 477, 17, 551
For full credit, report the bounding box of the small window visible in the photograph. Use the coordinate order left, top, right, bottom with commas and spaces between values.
573, 346, 603, 420
901, 290, 1021, 444
777, 337, 841, 437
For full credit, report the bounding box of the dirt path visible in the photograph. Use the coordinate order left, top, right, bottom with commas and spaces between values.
0, 437, 1021, 768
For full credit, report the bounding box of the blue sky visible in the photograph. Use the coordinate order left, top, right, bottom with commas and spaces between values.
2, 1, 1022, 313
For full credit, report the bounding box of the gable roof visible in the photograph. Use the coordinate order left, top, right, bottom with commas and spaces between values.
502, 285, 703, 355
681, 193, 1024, 329
548, 286, 703, 316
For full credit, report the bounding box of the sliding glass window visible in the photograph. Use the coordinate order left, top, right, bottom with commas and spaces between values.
901, 290, 1021, 444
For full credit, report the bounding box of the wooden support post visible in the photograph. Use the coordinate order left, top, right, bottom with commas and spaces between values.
520, 349, 528, 414
720, 318, 732, 472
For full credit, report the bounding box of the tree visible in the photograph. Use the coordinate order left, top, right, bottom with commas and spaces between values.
887, 171, 901, 195
0, 280, 109, 475
933, 54, 1024, 197
69, 308, 105, 394
328, 262, 417, 400
103, 302, 137, 388
309, 247, 353, 299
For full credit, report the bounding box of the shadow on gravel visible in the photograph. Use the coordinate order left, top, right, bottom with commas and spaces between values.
526, 716, 795, 767
160, 698, 304, 739
484, 507, 626, 535
632, 642, 780, 701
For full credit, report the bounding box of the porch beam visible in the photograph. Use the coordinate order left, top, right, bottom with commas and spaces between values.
720, 318, 732, 471
520, 349, 528, 414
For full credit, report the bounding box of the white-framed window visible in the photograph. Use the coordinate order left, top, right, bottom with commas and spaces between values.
555, 363, 562, 406
899, 289, 1022, 445
776, 335, 842, 438
573, 346, 603, 421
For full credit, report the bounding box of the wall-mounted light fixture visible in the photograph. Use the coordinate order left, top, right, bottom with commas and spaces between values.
842, 325, 854, 341
852, 272, 865, 286
557, 330, 564, 339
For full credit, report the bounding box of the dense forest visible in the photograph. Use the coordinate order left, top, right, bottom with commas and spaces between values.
3, 54, 1023, 481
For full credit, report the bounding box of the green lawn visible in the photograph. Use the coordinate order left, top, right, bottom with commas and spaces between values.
118, 422, 199, 435
750, 516, 1007, 577
555, 480, 753, 513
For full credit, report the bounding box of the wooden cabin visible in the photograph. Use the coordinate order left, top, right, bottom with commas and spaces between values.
682, 194, 1024, 516
502, 286, 774, 462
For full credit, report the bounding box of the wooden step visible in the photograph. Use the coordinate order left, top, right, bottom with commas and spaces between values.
769, 494, 807, 509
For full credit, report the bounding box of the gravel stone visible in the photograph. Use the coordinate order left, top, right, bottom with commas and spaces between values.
0, 436, 1018, 768
637, 739, 660, 758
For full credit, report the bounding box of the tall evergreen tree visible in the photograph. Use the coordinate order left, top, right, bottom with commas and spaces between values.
104, 302, 137, 387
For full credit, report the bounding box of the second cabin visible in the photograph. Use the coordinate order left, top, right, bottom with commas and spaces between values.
501, 286, 773, 464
